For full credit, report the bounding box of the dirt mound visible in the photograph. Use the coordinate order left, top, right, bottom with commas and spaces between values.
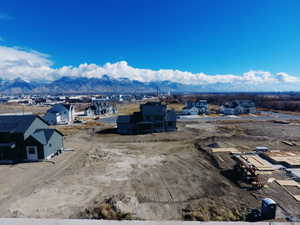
79, 194, 139, 220
182, 198, 245, 221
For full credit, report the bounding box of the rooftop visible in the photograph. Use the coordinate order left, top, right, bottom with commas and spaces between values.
0, 115, 41, 133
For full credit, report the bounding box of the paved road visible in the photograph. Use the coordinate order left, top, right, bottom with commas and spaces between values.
98, 116, 117, 124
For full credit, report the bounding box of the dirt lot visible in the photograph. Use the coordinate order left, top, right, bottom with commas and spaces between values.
0, 119, 300, 220
0, 104, 49, 115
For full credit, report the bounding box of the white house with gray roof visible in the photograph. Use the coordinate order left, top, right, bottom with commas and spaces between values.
220, 100, 256, 115
91, 99, 117, 115
44, 103, 75, 125
182, 100, 209, 115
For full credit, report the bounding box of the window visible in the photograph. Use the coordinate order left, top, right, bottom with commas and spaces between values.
28, 147, 36, 154
26, 146, 38, 160
49, 143, 52, 147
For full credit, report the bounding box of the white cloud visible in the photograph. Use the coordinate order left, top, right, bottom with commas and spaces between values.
54, 62, 300, 85
0, 45, 300, 89
0, 46, 53, 81
275, 72, 300, 83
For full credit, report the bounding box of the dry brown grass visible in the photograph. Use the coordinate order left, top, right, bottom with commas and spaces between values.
258, 107, 300, 116
54, 126, 81, 136
77, 117, 95, 121
167, 103, 185, 111
0, 103, 49, 115
80, 196, 136, 220
183, 204, 242, 221
217, 125, 245, 136
52, 121, 105, 136
271, 109, 300, 116
208, 104, 219, 112
117, 103, 140, 115
84, 121, 105, 126
215, 119, 257, 124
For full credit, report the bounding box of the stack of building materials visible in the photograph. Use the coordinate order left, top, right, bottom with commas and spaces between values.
287, 169, 300, 182
211, 147, 240, 154
262, 150, 300, 168
275, 179, 300, 201
255, 146, 268, 153
239, 154, 275, 171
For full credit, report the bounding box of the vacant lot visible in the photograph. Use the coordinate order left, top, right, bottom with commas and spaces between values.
0, 103, 49, 115
0, 119, 300, 220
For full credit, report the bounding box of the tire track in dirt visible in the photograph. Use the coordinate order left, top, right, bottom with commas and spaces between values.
0, 132, 95, 217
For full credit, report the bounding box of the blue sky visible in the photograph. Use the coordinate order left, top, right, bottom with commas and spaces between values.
1, 0, 300, 90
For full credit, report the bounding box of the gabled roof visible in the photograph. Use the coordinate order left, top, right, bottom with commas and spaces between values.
235, 100, 255, 107
143, 102, 162, 106
30, 128, 63, 145
222, 99, 255, 108
49, 104, 73, 112
61, 103, 73, 110
0, 115, 47, 133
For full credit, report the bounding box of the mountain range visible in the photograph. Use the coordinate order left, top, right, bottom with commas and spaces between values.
0, 75, 192, 94
0, 75, 297, 94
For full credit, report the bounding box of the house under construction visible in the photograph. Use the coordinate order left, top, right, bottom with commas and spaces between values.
117, 102, 177, 134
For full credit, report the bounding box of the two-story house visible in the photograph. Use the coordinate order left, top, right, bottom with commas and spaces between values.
117, 102, 176, 134
182, 100, 209, 115
220, 100, 256, 115
0, 115, 64, 162
43, 104, 75, 125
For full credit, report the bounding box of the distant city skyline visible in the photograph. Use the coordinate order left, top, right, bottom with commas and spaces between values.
1, 0, 300, 91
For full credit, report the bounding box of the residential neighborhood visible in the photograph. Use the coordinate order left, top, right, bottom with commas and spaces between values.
2, 0, 300, 223
0, 92, 300, 222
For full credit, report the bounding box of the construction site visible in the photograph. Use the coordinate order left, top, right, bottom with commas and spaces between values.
0, 110, 300, 221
